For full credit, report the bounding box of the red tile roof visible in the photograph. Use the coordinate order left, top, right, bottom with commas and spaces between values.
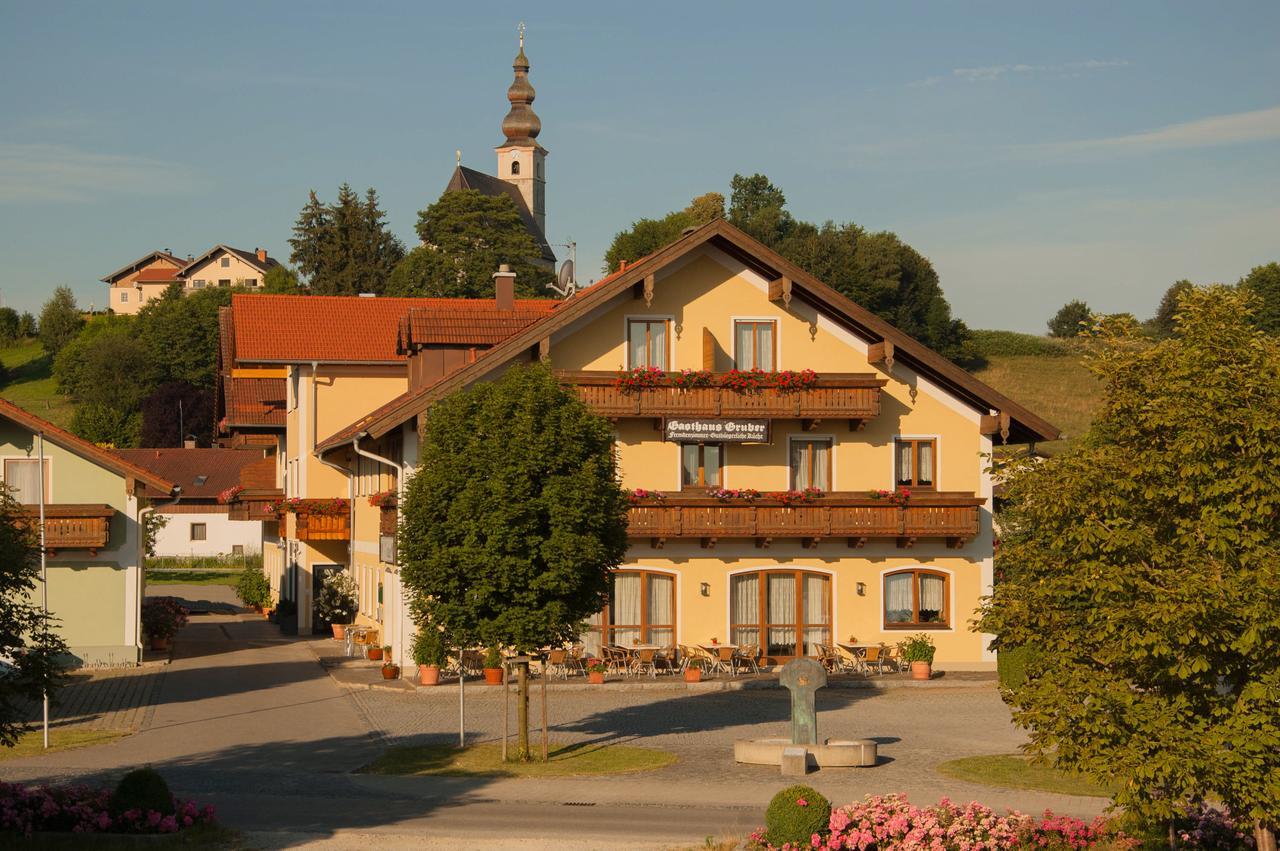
223, 377, 286, 426
134, 267, 179, 283
397, 299, 559, 349
114, 448, 267, 500
231, 294, 427, 362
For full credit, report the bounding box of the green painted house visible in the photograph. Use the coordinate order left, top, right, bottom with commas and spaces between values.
0, 398, 176, 666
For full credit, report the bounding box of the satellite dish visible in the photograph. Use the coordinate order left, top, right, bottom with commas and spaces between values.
547, 258, 577, 298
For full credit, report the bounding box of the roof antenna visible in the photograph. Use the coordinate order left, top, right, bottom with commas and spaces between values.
548, 241, 577, 299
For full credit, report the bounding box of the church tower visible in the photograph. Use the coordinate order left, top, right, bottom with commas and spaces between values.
496, 25, 547, 237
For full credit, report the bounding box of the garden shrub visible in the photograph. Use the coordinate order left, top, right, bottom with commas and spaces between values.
971, 329, 1073, 359
764, 784, 830, 848
235, 566, 271, 609
110, 768, 174, 816
0, 779, 214, 837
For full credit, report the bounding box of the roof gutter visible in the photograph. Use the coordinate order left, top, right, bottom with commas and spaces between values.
353, 432, 406, 499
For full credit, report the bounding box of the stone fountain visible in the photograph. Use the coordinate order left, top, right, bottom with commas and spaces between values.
733, 657, 878, 775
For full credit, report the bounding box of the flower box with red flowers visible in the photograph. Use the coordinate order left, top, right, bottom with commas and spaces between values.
670, 369, 714, 389
626, 488, 667, 506
772, 369, 818, 392
613, 366, 666, 393
368, 490, 398, 509
216, 485, 244, 505
721, 368, 772, 394
869, 487, 911, 507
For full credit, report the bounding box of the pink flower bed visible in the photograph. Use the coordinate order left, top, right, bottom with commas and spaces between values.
0, 781, 216, 837
751, 794, 1137, 851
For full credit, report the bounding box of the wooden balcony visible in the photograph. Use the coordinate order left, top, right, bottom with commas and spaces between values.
20, 504, 115, 556
294, 512, 350, 542
227, 489, 284, 522
627, 492, 983, 549
558, 371, 885, 428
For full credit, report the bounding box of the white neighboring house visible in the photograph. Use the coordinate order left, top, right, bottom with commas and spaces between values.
115, 447, 268, 558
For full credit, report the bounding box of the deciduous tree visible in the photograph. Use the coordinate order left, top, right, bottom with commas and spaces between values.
140, 381, 213, 447
0, 489, 68, 747
1240, 261, 1280, 335
1046, 299, 1092, 338
0, 308, 20, 345
38, 287, 83, 356
603, 192, 723, 274
1148, 281, 1194, 338
979, 286, 1280, 848
388, 190, 550, 298
398, 363, 628, 759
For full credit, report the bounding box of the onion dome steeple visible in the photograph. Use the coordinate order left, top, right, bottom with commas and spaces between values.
500, 23, 541, 147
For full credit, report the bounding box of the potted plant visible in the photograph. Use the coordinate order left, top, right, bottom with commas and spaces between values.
380, 647, 399, 679
683, 657, 703, 683
483, 646, 504, 685
898, 633, 936, 680
316, 571, 358, 640
366, 644, 384, 661
412, 627, 445, 686
586, 661, 607, 684
141, 597, 189, 651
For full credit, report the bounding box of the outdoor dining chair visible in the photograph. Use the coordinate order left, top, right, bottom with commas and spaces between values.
655, 646, 677, 675
545, 648, 570, 679
862, 644, 890, 675
630, 648, 658, 678
732, 643, 761, 675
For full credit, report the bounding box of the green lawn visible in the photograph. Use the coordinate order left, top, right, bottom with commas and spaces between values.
936, 753, 1115, 798
145, 570, 240, 587
972, 353, 1103, 453
0, 338, 76, 430
360, 741, 677, 778
0, 728, 130, 762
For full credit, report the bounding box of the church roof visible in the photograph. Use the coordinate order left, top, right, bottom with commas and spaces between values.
443, 165, 556, 263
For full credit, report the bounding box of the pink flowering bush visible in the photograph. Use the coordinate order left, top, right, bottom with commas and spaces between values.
750, 794, 1137, 851
0, 781, 216, 837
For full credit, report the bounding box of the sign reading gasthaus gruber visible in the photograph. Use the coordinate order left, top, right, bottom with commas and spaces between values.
664, 418, 770, 443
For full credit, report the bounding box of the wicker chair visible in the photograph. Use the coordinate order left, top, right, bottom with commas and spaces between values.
732, 643, 761, 675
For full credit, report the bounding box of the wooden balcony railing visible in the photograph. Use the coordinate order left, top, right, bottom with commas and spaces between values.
20, 504, 115, 555
227, 489, 284, 522
558, 371, 885, 427
627, 492, 983, 549
295, 512, 350, 542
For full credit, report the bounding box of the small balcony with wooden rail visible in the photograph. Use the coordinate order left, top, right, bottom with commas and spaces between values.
20, 504, 115, 556
558, 371, 886, 430
626, 492, 983, 550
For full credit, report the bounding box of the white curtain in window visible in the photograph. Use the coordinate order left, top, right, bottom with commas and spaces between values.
681, 444, 699, 487
649, 321, 667, 369
647, 574, 674, 642
811, 441, 830, 490
918, 443, 934, 485
897, 443, 913, 485
735, 322, 755, 369
611, 573, 642, 645
4, 459, 46, 504
582, 611, 603, 656
731, 573, 759, 646
919, 573, 945, 622
790, 442, 810, 490
757, 323, 775, 369
802, 573, 830, 656
767, 573, 796, 655
885, 572, 914, 623
628, 323, 647, 369
703, 444, 721, 486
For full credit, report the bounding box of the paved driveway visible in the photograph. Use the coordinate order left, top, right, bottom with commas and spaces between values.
0, 586, 1107, 848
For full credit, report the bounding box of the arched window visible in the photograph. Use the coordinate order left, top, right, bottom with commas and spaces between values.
884, 569, 949, 628
511, 161, 521, 175
730, 569, 830, 660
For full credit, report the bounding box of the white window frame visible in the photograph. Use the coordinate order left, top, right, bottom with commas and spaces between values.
0, 456, 53, 503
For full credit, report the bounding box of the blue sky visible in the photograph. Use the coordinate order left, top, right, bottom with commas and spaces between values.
2, 1, 1277, 331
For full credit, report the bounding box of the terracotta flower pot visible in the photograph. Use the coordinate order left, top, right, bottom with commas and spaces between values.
382, 665, 400, 680
262, 609, 273, 620
587, 671, 605, 684
419, 664, 441, 686
331, 623, 346, 641
367, 646, 383, 661
483, 667, 503, 685
911, 661, 932, 681
683, 668, 702, 683
149, 635, 171, 652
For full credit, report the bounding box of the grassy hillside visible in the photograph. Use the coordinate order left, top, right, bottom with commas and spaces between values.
968, 331, 1103, 452
0, 338, 76, 430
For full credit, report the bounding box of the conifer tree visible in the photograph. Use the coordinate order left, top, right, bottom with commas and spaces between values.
288, 184, 405, 294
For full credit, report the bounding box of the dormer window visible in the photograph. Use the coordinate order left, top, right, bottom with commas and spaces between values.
511, 161, 521, 175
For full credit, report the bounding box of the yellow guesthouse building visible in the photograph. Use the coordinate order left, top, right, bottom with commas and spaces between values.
300, 220, 1058, 671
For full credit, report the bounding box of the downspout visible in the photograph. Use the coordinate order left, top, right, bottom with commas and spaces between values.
138, 484, 182, 659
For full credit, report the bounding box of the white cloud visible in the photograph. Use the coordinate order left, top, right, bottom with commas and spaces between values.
1043, 104, 1280, 155
910, 59, 1128, 87
0, 143, 202, 203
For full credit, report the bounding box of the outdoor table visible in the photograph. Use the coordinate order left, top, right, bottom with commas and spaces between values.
698, 643, 739, 674
836, 642, 879, 674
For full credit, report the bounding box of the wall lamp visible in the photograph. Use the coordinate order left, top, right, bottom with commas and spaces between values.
700, 582, 710, 597
856, 582, 866, 596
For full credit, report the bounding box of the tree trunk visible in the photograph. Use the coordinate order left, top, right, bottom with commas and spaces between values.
1256, 821, 1277, 851
1168, 818, 1178, 850
517, 659, 530, 761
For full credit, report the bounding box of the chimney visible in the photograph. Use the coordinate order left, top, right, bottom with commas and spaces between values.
256, 247, 267, 263
493, 264, 515, 311
183, 435, 197, 449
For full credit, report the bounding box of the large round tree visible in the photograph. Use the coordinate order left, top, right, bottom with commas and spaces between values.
980, 285, 1280, 848
398, 362, 629, 757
